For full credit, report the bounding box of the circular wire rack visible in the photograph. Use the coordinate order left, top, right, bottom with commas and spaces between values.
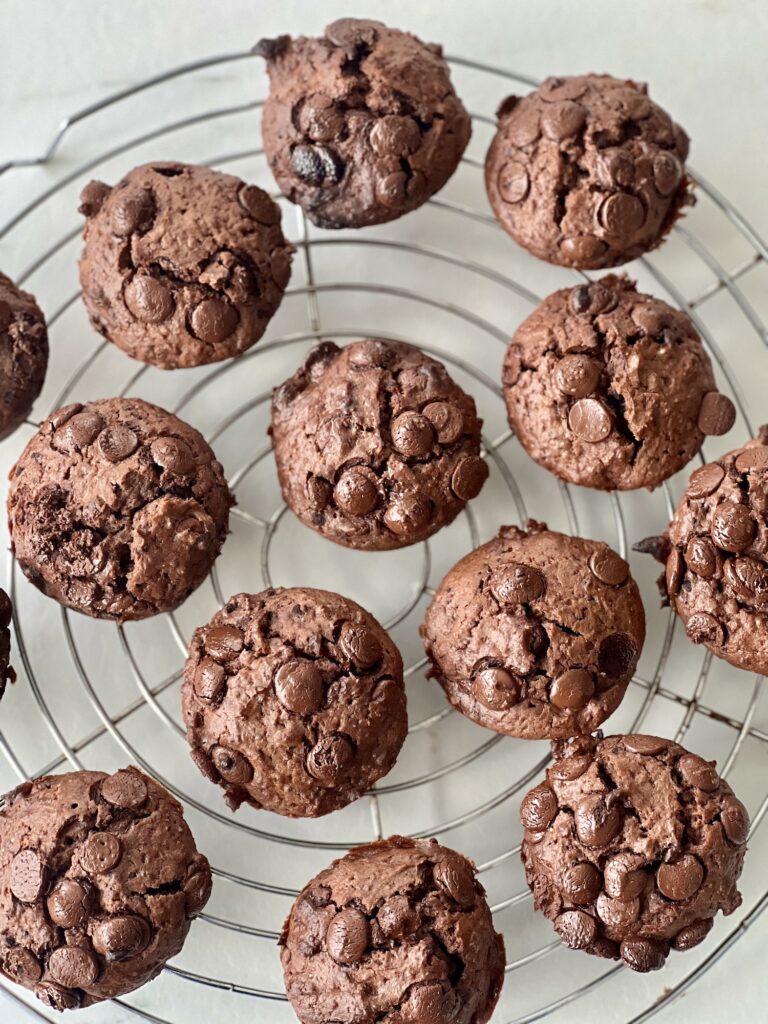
1, 49, 767, 1024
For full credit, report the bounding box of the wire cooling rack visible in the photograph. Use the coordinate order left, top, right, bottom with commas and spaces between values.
1, 49, 767, 1024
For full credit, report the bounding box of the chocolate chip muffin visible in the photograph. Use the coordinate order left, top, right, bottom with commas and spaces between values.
0, 589, 14, 703
0, 271, 48, 439
8, 398, 233, 622
421, 522, 645, 739
485, 74, 691, 269
0, 768, 211, 1010
271, 339, 488, 551
638, 427, 768, 675
503, 275, 735, 490
254, 19, 471, 228
78, 162, 293, 369
182, 587, 406, 817
280, 836, 505, 1024
521, 734, 748, 972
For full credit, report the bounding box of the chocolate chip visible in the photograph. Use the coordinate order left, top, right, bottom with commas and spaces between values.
724, 557, 768, 607
570, 286, 592, 315
620, 938, 666, 972
597, 632, 638, 680
677, 753, 719, 792
92, 915, 151, 962
520, 784, 558, 832
598, 192, 645, 238
47, 879, 93, 928
497, 161, 530, 203
685, 611, 725, 646
422, 401, 465, 444
370, 115, 421, 157
307, 733, 354, 786
238, 184, 281, 225
575, 795, 623, 846
377, 895, 417, 938
666, 548, 684, 597
2, 948, 41, 985
734, 446, 768, 473
595, 892, 640, 929
9, 850, 46, 902
633, 534, 670, 562
560, 235, 608, 264
550, 669, 595, 710
48, 946, 98, 989
111, 188, 155, 235
211, 745, 253, 785
35, 981, 81, 1011
78, 180, 111, 217
541, 101, 587, 140
491, 563, 546, 604
653, 152, 683, 196
588, 548, 629, 586
672, 917, 713, 951
562, 862, 602, 905
193, 657, 227, 703
623, 735, 667, 755
549, 754, 590, 782
383, 493, 433, 535
205, 624, 244, 662
101, 769, 148, 809
657, 854, 704, 901
434, 854, 475, 907
711, 502, 756, 552
376, 171, 408, 209
274, 659, 324, 714
505, 104, 541, 146
326, 907, 369, 964
472, 665, 521, 710
56, 411, 104, 451
338, 622, 382, 671
684, 536, 719, 579
291, 145, 343, 185
554, 354, 601, 398
150, 436, 195, 475
391, 411, 434, 457
80, 832, 122, 874
190, 298, 240, 344
568, 397, 613, 442
305, 474, 332, 511
555, 909, 597, 949
698, 392, 736, 436
98, 425, 139, 463
298, 93, 345, 143
124, 275, 174, 324
603, 853, 646, 900
184, 869, 212, 918
451, 456, 489, 500
687, 463, 725, 499
334, 469, 379, 516
325, 17, 379, 48
721, 797, 749, 845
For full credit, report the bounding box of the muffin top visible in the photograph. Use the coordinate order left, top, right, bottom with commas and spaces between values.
0, 271, 48, 440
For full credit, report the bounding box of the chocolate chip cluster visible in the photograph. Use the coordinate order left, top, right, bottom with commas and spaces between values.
0, 769, 211, 1010
182, 587, 407, 817
280, 836, 505, 1024
486, 74, 692, 269
521, 734, 748, 972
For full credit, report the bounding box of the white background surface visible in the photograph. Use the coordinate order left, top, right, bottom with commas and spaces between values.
0, 2, 767, 1022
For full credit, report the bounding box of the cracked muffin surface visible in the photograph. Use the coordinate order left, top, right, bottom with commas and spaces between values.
421, 522, 645, 739
7, 398, 233, 622
521, 734, 748, 972
182, 587, 406, 818
271, 339, 488, 550
280, 835, 505, 1024
485, 74, 692, 269
255, 18, 471, 228
643, 427, 768, 675
503, 275, 735, 491
0, 271, 48, 439
78, 161, 293, 369
0, 768, 211, 1010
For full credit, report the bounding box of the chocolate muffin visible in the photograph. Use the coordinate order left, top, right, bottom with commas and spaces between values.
638, 427, 768, 675
0, 589, 14, 703
0, 768, 211, 1010
182, 587, 406, 817
0, 271, 48, 439
421, 522, 645, 739
78, 162, 293, 369
271, 339, 488, 551
280, 836, 505, 1024
255, 19, 471, 228
521, 734, 748, 972
485, 74, 691, 269
8, 398, 233, 622
503, 275, 735, 490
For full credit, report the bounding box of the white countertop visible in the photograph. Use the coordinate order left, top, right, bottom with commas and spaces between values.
1, 2, 766, 1022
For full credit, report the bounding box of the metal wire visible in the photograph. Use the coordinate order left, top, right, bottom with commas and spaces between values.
0, 49, 766, 1024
